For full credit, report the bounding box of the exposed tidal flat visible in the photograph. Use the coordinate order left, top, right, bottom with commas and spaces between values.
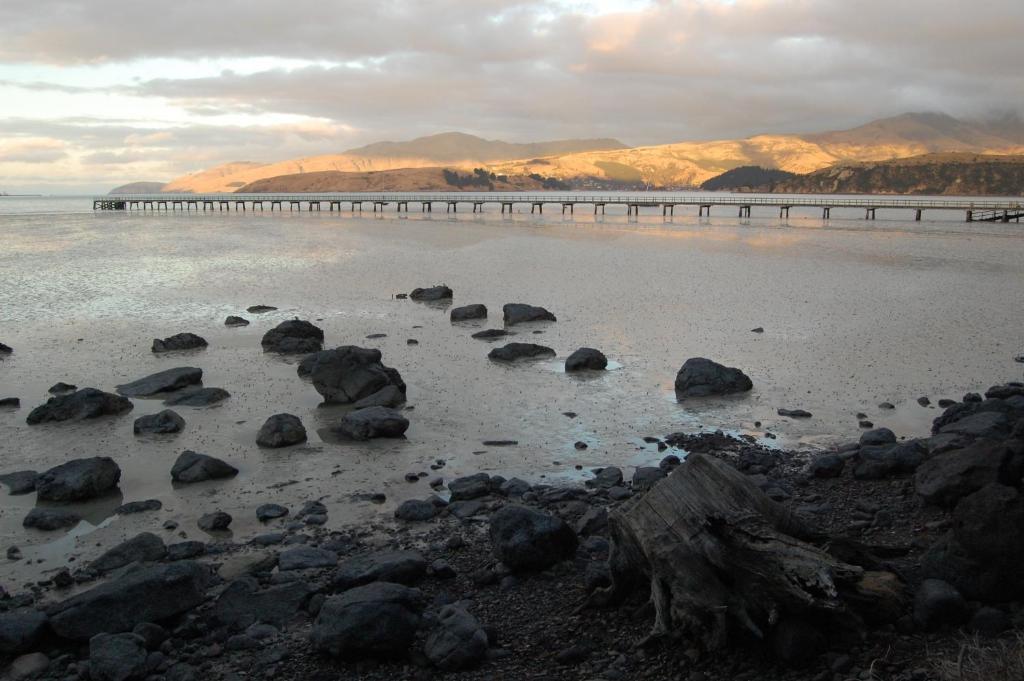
0, 197, 1023, 678
1, 198, 1023, 569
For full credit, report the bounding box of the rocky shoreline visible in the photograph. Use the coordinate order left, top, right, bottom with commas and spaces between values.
2, 304, 1023, 680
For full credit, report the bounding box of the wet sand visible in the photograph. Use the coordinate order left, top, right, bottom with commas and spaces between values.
1, 201, 1023, 583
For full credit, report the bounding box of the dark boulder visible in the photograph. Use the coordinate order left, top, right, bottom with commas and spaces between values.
0, 470, 38, 495
424, 605, 489, 670
211, 579, 311, 630
256, 413, 307, 448
162, 387, 230, 407
279, 546, 338, 571
0, 397, 19, 407
247, 305, 277, 313
256, 504, 289, 522
409, 286, 453, 301
777, 408, 812, 418
0, 609, 48, 654
90, 533, 167, 573
23, 507, 81, 531
47, 561, 210, 640
449, 473, 492, 501
27, 388, 133, 424
261, 319, 324, 354
488, 343, 555, 362
332, 550, 428, 591
632, 466, 667, 490
913, 579, 968, 630
311, 582, 424, 658
133, 409, 185, 435
471, 329, 511, 340
938, 411, 1012, 439
952, 483, 1024, 569
589, 466, 623, 489
807, 454, 844, 478
674, 358, 752, 398
309, 346, 406, 404
853, 441, 926, 480
351, 384, 406, 409
89, 632, 148, 681
489, 505, 578, 572
225, 315, 250, 326
198, 511, 232, 532
502, 303, 556, 325
565, 347, 608, 371
116, 367, 202, 397
915, 439, 1014, 507
860, 427, 896, 446
152, 333, 207, 353
171, 450, 238, 483
450, 304, 487, 321
335, 406, 409, 440
36, 457, 121, 502
115, 499, 162, 515
394, 499, 439, 522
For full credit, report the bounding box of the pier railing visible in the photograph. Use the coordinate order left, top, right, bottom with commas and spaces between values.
93, 192, 1024, 222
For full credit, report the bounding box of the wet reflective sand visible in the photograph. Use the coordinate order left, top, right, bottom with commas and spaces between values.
2, 199, 1022, 583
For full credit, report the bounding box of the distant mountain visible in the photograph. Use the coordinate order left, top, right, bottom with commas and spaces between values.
743, 153, 1024, 196
154, 113, 1024, 193
343, 132, 627, 163
237, 167, 567, 193
700, 166, 797, 191
161, 135, 626, 193
108, 181, 166, 194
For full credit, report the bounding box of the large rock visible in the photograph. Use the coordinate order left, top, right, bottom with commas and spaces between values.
261, 320, 324, 354
502, 303, 556, 325
409, 286, 453, 301
449, 473, 493, 501
23, 507, 81, 531
489, 505, 578, 572
0, 609, 48, 654
939, 411, 1012, 439
133, 409, 185, 434
565, 347, 608, 371
311, 582, 424, 658
351, 385, 406, 409
0, 470, 38, 495
913, 579, 969, 630
90, 533, 167, 573
488, 343, 556, 362
171, 450, 238, 483
853, 441, 926, 480
450, 304, 487, 321
279, 546, 339, 571
332, 550, 427, 591
151, 333, 207, 354
950, 481, 1024, 565
335, 407, 409, 440
860, 427, 897, 446
674, 358, 752, 398
914, 439, 1015, 507
424, 605, 489, 670
48, 562, 210, 640
256, 413, 307, 448
26, 388, 133, 424
36, 457, 121, 502
89, 632, 149, 681
211, 579, 311, 630
394, 499, 440, 522
309, 346, 406, 404
116, 367, 203, 397
162, 387, 230, 407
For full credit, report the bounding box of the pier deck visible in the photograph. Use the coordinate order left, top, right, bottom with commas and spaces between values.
93, 192, 1024, 222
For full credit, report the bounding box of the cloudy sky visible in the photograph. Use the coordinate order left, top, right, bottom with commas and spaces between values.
1, 0, 1022, 192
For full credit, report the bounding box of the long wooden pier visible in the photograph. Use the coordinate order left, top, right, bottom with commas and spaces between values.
93, 192, 1024, 222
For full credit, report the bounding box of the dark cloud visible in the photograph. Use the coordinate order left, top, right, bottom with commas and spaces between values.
1, 0, 1022, 191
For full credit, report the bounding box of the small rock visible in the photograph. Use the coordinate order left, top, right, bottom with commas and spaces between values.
913, 579, 968, 630
502, 303, 556, 325
256, 504, 289, 522
777, 408, 812, 418
565, 347, 608, 371
410, 285, 453, 301
48, 382, 77, 394
198, 511, 232, 532
133, 409, 186, 435
225, 315, 250, 326
152, 332, 208, 353
256, 413, 307, 448
488, 343, 556, 362
171, 450, 238, 483
450, 304, 487, 321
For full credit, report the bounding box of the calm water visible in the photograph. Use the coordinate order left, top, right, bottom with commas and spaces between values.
1, 194, 1022, 582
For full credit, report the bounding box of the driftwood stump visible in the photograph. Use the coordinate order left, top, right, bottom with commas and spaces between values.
598, 453, 867, 652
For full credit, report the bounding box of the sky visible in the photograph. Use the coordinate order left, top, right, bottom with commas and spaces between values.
0, 0, 1022, 193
